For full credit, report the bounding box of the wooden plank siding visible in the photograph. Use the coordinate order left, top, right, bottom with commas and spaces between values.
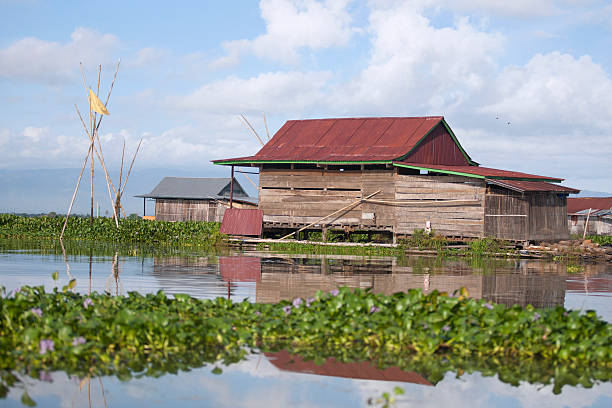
259, 168, 396, 230
155, 199, 254, 222
394, 174, 486, 237
527, 192, 569, 241
484, 192, 529, 241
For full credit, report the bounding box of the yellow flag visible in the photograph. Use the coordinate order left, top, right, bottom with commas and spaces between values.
88, 88, 109, 115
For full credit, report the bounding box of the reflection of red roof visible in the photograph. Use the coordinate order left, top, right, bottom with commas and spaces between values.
265, 350, 433, 386
487, 179, 579, 193
220, 208, 263, 236
219, 257, 261, 282
566, 276, 612, 293
214, 117, 473, 164
394, 162, 563, 182
568, 197, 612, 214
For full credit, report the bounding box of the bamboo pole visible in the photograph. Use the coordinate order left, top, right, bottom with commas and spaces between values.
75, 106, 119, 227
60, 144, 93, 240
279, 190, 381, 240
92, 129, 128, 218
119, 139, 142, 195
116, 139, 126, 219
583, 208, 592, 239
239, 114, 265, 146
263, 112, 270, 140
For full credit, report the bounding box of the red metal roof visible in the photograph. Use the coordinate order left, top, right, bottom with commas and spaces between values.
487, 179, 579, 193
567, 197, 612, 214
265, 350, 433, 385
214, 116, 476, 164
394, 162, 564, 181
219, 208, 263, 236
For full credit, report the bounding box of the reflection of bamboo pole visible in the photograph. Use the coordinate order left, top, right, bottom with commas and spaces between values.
60, 144, 93, 239
279, 190, 381, 240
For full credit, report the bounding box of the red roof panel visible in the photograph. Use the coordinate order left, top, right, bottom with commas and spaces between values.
220, 208, 263, 236
395, 162, 564, 181
487, 179, 579, 193
567, 197, 612, 213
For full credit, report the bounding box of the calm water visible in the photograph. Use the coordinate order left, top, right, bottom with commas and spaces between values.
1, 239, 612, 407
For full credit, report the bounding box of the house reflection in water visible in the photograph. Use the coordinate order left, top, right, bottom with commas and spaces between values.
265, 350, 433, 386
151, 253, 611, 309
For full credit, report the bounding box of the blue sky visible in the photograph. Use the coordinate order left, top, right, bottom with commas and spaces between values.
1, 0, 612, 213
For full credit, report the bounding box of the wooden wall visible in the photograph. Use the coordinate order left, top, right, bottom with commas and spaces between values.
484, 188, 569, 241
155, 199, 254, 222
259, 168, 396, 230
394, 174, 486, 237
484, 190, 528, 241
528, 192, 569, 241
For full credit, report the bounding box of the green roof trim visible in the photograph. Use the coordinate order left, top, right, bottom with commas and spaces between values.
393, 118, 478, 166
392, 163, 562, 182
213, 160, 392, 166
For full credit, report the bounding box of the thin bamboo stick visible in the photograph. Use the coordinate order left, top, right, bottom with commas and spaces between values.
117, 139, 126, 219
583, 208, 592, 239
279, 190, 381, 240
263, 112, 270, 140
119, 139, 142, 195
239, 114, 265, 146
60, 144, 92, 239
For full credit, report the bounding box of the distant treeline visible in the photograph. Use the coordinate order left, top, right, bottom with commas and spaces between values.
2, 211, 139, 219
0, 214, 222, 246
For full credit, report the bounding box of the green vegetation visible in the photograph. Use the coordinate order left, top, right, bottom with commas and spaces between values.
1, 285, 611, 404
0, 214, 223, 247
588, 235, 612, 245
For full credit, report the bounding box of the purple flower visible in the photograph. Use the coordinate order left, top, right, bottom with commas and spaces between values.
9, 286, 22, 297
533, 312, 541, 322
255, 311, 261, 316
306, 297, 315, 307
483, 302, 493, 310
282, 305, 292, 315
39, 339, 54, 354
442, 325, 450, 332
83, 298, 93, 309
330, 289, 339, 297
292, 298, 303, 308
39, 371, 53, 382
369, 305, 380, 314
31, 307, 43, 317
72, 336, 86, 346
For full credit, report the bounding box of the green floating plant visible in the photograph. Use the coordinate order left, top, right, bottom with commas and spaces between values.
1, 285, 611, 405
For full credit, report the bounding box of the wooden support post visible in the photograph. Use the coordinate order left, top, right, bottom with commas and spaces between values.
143, 198, 146, 217
583, 208, 592, 239
230, 166, 234, 209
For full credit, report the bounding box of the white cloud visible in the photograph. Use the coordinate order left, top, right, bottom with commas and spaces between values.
331, 2, 503, 114
480, 52, 612, 129
22, 126, 50, 143
175, 70, 332, 115
126, 47, 167, 68
0, 27, 119, 84
212, 0, 358, 67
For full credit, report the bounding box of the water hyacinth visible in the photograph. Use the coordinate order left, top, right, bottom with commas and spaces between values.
483, 302, 493, 310
533, 312, 541, 322
39, 339, 54, 354
306, 297, 315, 307
442, 325, 451, 332
282, 305, 292, 315
83, 298, 93, 309
30, 307, 42, 317
330, 289, 339, 297
72, 337, 86, 346
369, 305, 380, 314
292, 297, 303, 308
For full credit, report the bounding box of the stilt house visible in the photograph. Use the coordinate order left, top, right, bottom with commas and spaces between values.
214, 117, 579, 242
136, 177, 257, 222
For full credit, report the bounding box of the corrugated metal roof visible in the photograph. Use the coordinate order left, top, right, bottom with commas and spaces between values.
394, 162, 564, 181
136, 177, 254, 201
214, 116, 475, 164
568, 197, 612, 214
487, 179, 580, 193
220, 208, 263, 236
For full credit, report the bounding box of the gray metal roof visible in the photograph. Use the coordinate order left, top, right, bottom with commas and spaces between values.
135, 177, 257, 204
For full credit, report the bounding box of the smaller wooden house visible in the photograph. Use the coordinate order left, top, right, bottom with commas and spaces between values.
136, 177, 257, 222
